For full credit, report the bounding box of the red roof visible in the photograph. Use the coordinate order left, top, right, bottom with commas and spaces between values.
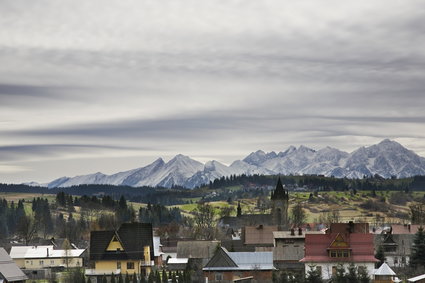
391, 225, 422, 235
301, 233, 378, 263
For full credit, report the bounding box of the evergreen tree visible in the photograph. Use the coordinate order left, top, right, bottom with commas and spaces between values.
410, 226, 425, 268
147, 271, 155, 283
357, 266, 370, 283
291, 202, 307, 227
332, 264, 346, 283
111, 273, 116, 283
305, 265, 323, 283
162, 270, 168, 283
346, 264, 358, 283
375, 245, 386, 268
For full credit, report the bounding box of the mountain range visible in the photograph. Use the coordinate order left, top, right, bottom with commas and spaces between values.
37, 139, 425, 189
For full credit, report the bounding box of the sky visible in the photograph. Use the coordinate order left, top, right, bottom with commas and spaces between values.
1, 0, 425, 184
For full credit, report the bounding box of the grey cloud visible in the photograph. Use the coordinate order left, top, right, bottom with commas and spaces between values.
0, 144, 143, 161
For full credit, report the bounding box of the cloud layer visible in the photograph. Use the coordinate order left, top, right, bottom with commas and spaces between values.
1, 0, 425, 182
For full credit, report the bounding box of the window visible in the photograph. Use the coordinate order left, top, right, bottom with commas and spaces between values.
50, 260, 55, 265
329, 249, 350, 258
215, 273, 223, 281
39, 260, 44, 266
402, 257, 406, 264
394, 257, 398, 264
117, 262, 121, 269
332, 266, 337, 276
127, 262, 135, 270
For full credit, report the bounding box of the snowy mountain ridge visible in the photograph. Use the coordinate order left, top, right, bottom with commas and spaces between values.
41, 139, 425, 189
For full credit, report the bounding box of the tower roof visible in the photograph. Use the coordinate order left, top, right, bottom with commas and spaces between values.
271, 177, 288, 200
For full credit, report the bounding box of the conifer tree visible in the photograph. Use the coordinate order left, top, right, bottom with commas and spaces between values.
410, 226, 425, 268
305, 265, 323, 283
162, 270, 168, 283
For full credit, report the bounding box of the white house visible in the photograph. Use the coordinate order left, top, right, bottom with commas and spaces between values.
300, 233, 378, 280
9, 245, 85, 269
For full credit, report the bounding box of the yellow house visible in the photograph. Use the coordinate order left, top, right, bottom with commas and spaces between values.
86, 222, 154, 280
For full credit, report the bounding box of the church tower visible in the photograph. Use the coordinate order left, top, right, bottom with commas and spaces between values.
271, 177, 289, 229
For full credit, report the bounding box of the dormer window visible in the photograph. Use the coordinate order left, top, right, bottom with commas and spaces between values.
329, 249, 350, 258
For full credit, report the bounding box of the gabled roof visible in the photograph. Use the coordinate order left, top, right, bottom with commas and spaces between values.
0, 248, 28, 282
391, 225, 422, 234
244, 226, 277, 245
203, 247, 274, 271
329, 233, 349, 249
89, 222, 154, 261
301, 233, 378, 263
374, 262, 396, 276
176, 240, 220, 259
10, 245, 85, 259
204, 247, 237, 268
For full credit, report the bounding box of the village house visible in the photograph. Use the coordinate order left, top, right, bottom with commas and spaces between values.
301, 232, 378, 280
374, 232, 412, 268
9, 245, 85, 269
0, 248, 27, 283
243, 225, 277, 251
273, 228, 324, 271
85, 222, 154, 281
203, 247, 274, 283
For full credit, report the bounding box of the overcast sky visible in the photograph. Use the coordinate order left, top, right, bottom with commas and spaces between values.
1, 0, 425, 183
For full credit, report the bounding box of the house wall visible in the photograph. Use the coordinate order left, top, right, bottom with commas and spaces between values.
23, 257, 82, 269
13, 259, 25, 268
204, 270, 273, 283
95, 260, 139, 274
386, 255, 410, 268
304, 262, 375, 280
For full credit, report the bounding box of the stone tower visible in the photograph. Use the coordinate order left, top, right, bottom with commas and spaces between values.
271, 177, 289, 229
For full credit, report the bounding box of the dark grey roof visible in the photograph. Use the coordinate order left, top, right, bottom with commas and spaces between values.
176, 241, 220, 259
203, 247, 274, 271
89, 222, 154, 261
0, 248, 28, 282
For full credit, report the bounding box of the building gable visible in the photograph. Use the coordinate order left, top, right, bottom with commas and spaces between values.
329, 234, 349, 248
106, 234, 124, 252
204, 248, 238, 268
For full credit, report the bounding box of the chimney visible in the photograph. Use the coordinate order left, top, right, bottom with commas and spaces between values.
298, 227, 302, 236
290, 228, 295, 236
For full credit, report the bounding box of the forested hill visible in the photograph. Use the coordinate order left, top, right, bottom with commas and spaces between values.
1, 174, 425, 205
